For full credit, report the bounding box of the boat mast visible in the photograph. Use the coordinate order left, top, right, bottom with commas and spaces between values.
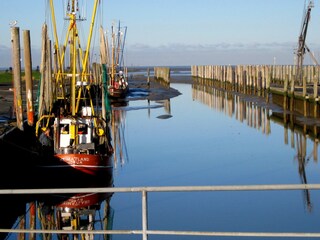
70, 0, 77, 116
111, 23, 115, 85
48, 0, 66, 99
115, 21, 121, 69
119, 25, 127, 69
81, 0, 100, 82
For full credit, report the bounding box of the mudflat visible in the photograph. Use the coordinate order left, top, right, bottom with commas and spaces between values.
0, 76, 185, 135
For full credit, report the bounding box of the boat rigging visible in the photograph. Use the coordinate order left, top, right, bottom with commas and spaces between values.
35, 0, 114, 176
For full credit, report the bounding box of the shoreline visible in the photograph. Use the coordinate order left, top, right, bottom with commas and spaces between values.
0, 76, 188, 135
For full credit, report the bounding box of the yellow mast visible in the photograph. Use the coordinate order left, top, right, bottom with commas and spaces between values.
81, 0, 100, 82
71, 0, 76, 116
47, 0, 100, 116
49, 0, 65, 98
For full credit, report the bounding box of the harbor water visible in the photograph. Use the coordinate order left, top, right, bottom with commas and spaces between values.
3, 66, 320, 239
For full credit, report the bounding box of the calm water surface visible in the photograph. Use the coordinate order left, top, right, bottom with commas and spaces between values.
4, 75, 320, 239
109, 80, 320, 239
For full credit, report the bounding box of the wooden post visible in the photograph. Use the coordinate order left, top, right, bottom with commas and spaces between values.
147, 68, 150, 87
266, 65, 270, 90
46, 39, 53, 111
313, 67, 318, 99
38, 23, 47, 117
303, 74, 307, 97
11, 26, 24, 130
23, 30, 34, 126
284, 74, 288, 94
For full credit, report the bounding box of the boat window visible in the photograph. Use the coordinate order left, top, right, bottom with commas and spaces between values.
61, 124, 69, 134
78, 124, 88, 134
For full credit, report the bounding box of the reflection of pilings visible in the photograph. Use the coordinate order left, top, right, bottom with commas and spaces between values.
274, 93, 320, 118
163, 99, 171, 115
192, 79, 271, 135
103, 197, 114, 239
270, 112, 319, 163
29, 202, 36, 240
112, 108, 128, 169
295, 132, 312, 212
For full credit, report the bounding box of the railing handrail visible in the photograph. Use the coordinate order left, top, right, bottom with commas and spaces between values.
1, 183, 320, 194
2, 183, 320, 239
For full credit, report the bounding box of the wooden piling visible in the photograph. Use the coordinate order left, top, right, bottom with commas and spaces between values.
11, 26, 24, 130
23, 30, 34, 126
38, 23, 47, 117
154, 67, 170, 85
147, 68, 150, 87
191, 64, 320, 121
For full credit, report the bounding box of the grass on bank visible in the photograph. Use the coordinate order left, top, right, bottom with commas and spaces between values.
0, 70, 41, 84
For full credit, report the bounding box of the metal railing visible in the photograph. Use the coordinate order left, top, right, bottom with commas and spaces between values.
2, 184, 320, 239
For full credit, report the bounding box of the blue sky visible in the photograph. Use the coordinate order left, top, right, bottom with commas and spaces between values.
1, 0, 320, 67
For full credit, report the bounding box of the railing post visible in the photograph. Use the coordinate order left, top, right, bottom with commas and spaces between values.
142, 190, 148, 240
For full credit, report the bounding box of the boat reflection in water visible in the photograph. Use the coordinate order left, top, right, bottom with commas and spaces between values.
38, 191, 113, 240
192, 77, 320, 212
2, 169, 114, 240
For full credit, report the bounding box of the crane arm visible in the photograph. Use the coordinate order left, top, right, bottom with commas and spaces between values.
296, 0, 313, 59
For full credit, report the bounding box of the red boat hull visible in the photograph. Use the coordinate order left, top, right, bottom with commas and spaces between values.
108, 86, 128, 99
53, 153, 113, 176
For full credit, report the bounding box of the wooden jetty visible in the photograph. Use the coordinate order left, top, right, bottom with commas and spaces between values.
191, 64, 320, 117
191, 65, 319, 98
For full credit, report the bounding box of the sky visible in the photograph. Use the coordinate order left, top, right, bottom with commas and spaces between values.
1, 0, 320, 68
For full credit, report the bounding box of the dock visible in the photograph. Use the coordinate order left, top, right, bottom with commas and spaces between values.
191, 64, 320, 117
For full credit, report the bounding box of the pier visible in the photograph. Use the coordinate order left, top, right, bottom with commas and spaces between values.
191, 64, 320, 117
191, 65, 320, 98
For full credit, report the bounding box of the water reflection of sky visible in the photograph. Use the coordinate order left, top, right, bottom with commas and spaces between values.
115, 83, 304, 186
110, 81, 320, 238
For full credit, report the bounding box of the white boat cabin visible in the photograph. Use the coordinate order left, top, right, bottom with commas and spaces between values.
57, 107, 94, 148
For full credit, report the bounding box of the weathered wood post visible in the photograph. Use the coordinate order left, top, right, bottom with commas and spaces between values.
289, 67, 296, 112
284, 74, 288, 94
23, 30, 34, 126
154, 67, 170, 85
46, 39, 53, 111
313, 67, 319, 100
303, 75, 307, 97
38, 23, 47, 117
11, 26, 24, 130
147, 68, 150, 87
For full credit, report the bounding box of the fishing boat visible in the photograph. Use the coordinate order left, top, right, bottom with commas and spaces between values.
35, 0, 114, 176
107, 21, 129, 99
